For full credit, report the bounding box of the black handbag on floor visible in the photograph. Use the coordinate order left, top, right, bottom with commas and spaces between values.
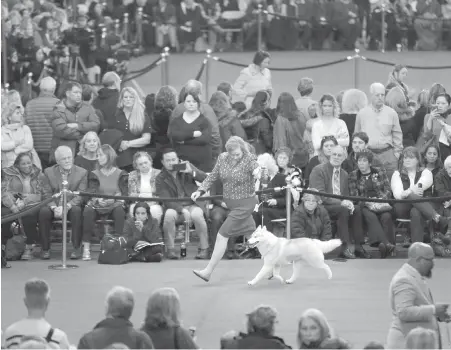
98, 234, 128, 265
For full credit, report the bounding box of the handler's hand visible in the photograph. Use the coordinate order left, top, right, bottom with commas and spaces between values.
191, 191, 202, 202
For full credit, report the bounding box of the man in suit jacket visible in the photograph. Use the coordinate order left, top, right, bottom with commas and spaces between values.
155, 148, 208, 260
309, 145, 369, 259
39, 146, 88, 260
387, 242, 449, 349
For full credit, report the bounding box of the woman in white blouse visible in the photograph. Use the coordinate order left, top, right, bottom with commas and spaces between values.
391, 146, 446, 245
232, 50, 272, 108
311, 94, 349, 156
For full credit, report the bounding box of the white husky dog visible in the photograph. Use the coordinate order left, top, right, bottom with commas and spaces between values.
246, 226, 342, 286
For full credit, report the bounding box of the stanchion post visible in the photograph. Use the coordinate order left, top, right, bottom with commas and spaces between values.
114, 19, 120, 36
123, 13, 129, 44
381, 2, 386, 53
49, 175, 78, 270
285, 178, 292, 240
205, 49, 212, 101
164, 46, 170, 85
257, 4, 262, 51
136, 7, 143, 50
354, 48, 359, 89
160, 50, 166, 86
2, 19, 8, 87
27, 73, 33, 101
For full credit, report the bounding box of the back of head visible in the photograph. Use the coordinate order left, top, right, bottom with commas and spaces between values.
297, 77, 313, 96
18, 336, 51, 349
108, 343, 130, 349
405, 327, 437, 349
144, 287, 181, 328
220, 330, 240, 349
246, 305, 278, 336
342, 89, 368, 114
102, 72, 121, 89
24, 279, 50, 310
105, 286, 134, 320
386, 86, 406, 109
217, 82, 232, 96
320, 337, 351, 349
209, 91, 230, 118
363, 340, 384, 349
39, 77, 56, 94
184, 80, 202, 97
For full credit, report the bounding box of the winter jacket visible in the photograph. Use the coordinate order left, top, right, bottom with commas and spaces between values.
123, 216, 163, 250
128, 169, 161, 206
238, 109, 273, 155
217, 109, 247, 150
48, 100, 100, 160
234, 332, 291, 349
348, 166, 392, 203
1, 123, 42, 170
1, 164, 45, 209
291, 204, 332, 240
341, 151, 383, 174
77, 318, 154, 349
232, 64, 272, 108
24, 92, 59, 154
434, 168, 451, 197
92, 88, 120, 130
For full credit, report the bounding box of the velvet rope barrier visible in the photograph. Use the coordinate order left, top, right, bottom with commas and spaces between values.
1, 195, 60, 224
194, 58, 207, 81
364, 57, 451, 70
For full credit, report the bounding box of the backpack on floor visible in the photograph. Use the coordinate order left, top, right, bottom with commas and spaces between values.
5, 222, 26, 261
98, 234, 128, 265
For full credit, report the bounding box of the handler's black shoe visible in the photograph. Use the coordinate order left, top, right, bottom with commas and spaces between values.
339, 248, 355, 260
355, 246, 372, 259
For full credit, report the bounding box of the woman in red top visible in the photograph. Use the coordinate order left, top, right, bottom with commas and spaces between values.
192, 136, 260, 282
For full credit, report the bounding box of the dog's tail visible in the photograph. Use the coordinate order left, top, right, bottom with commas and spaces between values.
314, 239, 343, 254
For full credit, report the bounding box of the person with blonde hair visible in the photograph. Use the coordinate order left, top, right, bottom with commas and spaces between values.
405, 327, 438, 349
1, 103, 41, 169
109, 87, 152, 171
340, 89, 368, 148
141, 288, 198, 349
74, 131, 101, 172
192, 136, 261, 282
296, 308, 333, 348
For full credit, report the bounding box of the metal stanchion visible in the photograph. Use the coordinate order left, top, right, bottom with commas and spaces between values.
123, 13, 129, 44
164, 46, 170, 85
257, 4, 262, 51
184, 220, 190, 243
49, 175, 78, 270
285, 178, 292, 240
354, 48, 359, 89
27, 73, 33, 101
205, 49, 212, 101
114, 19, 120, 37
381, 2, 386, 53
100, 27, 107, 47
136, 7, 143, 52
2, 19, 8, 87
160, 50, 166, 86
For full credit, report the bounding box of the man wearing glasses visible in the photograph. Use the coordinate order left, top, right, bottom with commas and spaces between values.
387, 242, 450, 349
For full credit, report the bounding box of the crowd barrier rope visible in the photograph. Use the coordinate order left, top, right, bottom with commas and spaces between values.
1, 195, 60, 224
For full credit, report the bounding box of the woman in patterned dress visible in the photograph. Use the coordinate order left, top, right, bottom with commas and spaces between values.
191, 136, 261, 282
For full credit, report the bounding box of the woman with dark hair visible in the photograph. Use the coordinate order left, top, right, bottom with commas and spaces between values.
232, 50, 272, 108
427, 83, 447, 112
304, 136, 338, 188
272, 92, 309, 170
421, 140, 443, 180
238, 90, 273, 155
168, 92, 213, 172
1, 152, 45, 260
123, 202, 164, 263
209, 91, 247, 149
82, 145, 128, 261
391, 146, 447, 246
385, 64, 412, 102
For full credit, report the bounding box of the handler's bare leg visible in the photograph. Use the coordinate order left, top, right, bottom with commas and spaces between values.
193, 234, 228, 282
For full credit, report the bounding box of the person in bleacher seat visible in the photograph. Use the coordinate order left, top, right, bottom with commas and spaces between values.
304, 135, 338, 188
342, 132, 383, 174
128, 152, 163, 224
1, 152, 45, 260
176, 0, 203, 52
156, 148, 209, 260
348, 150, 395, 259
433, 155, 451, 248
82, 145, 128, 261
74, 131, 101, 172
39, 146, 87, 260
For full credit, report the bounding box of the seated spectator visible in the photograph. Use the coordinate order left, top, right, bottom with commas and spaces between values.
92, 72, 121, 130
1, 152, 45, 260
433, 155, 451, 244
421, 140, 443, 180
391, 146, 447, 246
168, 92, 213, 172
291, 191, 332, 241
48, 82, 100, 163
128, 152, 163, 224
235, 305, 290, 349
1, 102, 42, 170
348, 151, 395, 258
339, 89, 368, 149
209, 91, 247, 150
153, 0, 178, 51
106, 87, 152, 171
83, 145, 128, 261
39, 146, 87, 260
238, 90, 273, 155
78, 286, 154, 349
342, 132, 382, 173
123, 202, 164, 263
24, 76, 59, 169
405, 327, 438, 349
141, 287, 198, 349
304, 136, 338, 188
311, 94, 349, 156
74, 131, 101, 172
309, 145, 369, 259
156, 149, 208, 259
176, 0, 202, 52
2, 278, 71, 349
253, 153, 291, 232
273, 92, 309, 170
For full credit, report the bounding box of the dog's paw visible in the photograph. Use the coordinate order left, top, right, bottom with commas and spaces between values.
273, 275, 285, 284
248, 280, 256, 286
285, 279, 295, 284
267, 274, 274, 280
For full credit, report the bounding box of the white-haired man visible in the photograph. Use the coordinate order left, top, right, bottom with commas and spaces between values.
387, 242, 450, 348
169, 79, 222, 160
77, 286, 154, 349
39, 146, 87, 260
24, 77, 59, 168
433, 155, 451, 245
2, 278, 71, 349
92, 72, 121, 130
354, 82, 403, 179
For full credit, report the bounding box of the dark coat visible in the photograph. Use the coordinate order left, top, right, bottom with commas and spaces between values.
434, 168, 451, 197
348, 166, 392, 203
341, 151, 383, 174
234, 332, 291, 349
309, 163, 349, 206
155, 165, 207, 213
77, 317, 154, 349
217, 109, 247, 150
238, 109, 273, 155
123, 216, 162, 250
142, 325, 198, 349
291, 204, 332, 240
92, 88, 120, 130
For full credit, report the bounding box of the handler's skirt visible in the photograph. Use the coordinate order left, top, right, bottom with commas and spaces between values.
218, 196, 258, 238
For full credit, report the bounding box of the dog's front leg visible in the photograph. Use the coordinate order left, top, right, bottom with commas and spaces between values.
248, 264, 273, 286
285, 261, 302, 284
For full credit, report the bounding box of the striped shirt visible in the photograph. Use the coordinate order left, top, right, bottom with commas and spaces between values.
2, 318, 70, 349
199, 152, 258, 200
